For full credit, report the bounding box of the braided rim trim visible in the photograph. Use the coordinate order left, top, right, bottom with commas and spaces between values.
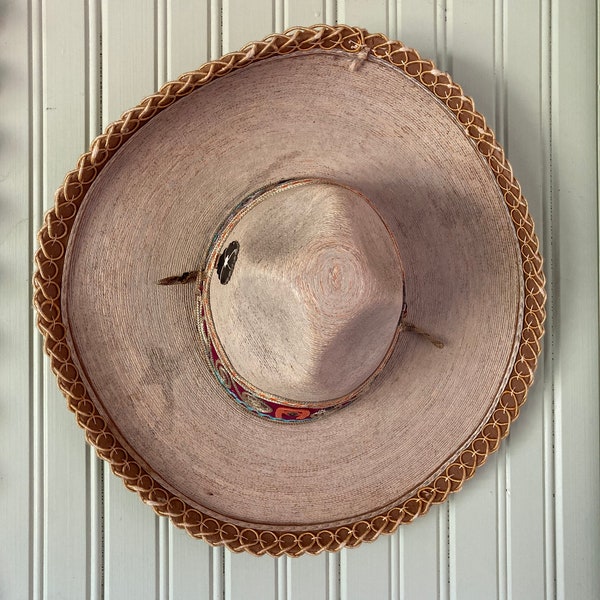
33, 24, 546, 557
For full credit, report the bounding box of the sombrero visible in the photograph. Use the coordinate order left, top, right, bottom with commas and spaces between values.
33, 24, 546, 556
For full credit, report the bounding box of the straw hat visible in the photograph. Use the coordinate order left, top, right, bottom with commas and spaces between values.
34, 24, 546, 556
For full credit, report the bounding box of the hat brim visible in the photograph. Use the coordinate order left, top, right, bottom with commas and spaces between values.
34, 25, 545, 556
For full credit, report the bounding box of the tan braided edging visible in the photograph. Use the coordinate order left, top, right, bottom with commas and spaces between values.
33, 24, 546, 557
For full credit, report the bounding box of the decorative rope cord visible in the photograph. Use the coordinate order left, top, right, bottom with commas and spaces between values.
399, 321, 445, 349
158, 269, 444, 349
158, 270, 201, 285
33, 24, 546, 556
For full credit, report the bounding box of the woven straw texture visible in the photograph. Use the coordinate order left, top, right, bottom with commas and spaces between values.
33, 25, 545, 556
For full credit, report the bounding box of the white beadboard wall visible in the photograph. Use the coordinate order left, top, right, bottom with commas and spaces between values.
1, 0, 598, 599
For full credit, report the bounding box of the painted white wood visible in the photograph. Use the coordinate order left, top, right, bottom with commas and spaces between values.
168, 525, 212, 599
157, 0, 168, 90
448, 0, 496, 119
225, 552, 277, 600
401, 509, 446, 600
89, 448, 104, 600
223, 0, 274, 52
168, 0, 210, 78
503, 1, 549, 598
398, 0, 437, 62
451, 460, 501, 600
552, 1, 600, 599
342, 541, 392, 600
0, 1, 33, 599
339, 0, 388, 32
327, 552, 341, 599
41, 3, 91, 598
285, 0, 326, 28
289, 554, 329, 600
3, 1, 600, 598
87, 5, 105, 599
101, 0, 158, 123
31, 2, 45, 597
104, 461, 157, 600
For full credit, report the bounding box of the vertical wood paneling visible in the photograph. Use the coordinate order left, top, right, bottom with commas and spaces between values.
342, 541, 392, 600
101, 3, 159, 598
451, 463, 501, 599
540, 3, 556, 597
157, 0, 168, 87
158, 517, 169, 600
103, 464, 157, 598
101, 0, 157, 123
327, 551, 341, 600
168, 0, 210, 78
223, 0, 274, 52
339, 0, 388, 32
289, 554, 328, 600
389, 529, 400, 600
0, 1, 32, 599
401, 511, 443, 600
31, 1, 44, 596
225, 553, 277, 600
552, 1, 600, 599
448, 0, 495, 117
285, 0, 326, 28
41, 2, 90, 598
398, 0, 437, 61
209, 0, 223, 59
3, 1, 599, 598
86, 5, 104, 598
503, 0, 549, 597
168, 518, 212, 599
88, 448, 103, 600
438, 505, 450, 600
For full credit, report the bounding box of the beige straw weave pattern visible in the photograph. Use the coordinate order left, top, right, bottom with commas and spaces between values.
33, 24, 546, 556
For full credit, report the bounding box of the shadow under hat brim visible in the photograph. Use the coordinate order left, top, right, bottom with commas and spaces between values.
47, 38, 542, 541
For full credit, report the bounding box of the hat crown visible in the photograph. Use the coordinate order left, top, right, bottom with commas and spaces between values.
205, 180, 405, 406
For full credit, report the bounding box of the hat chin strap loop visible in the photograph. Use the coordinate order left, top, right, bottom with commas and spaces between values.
156, 273, 444, 348
157, 270, 202, 285
398, 320, 445, 349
